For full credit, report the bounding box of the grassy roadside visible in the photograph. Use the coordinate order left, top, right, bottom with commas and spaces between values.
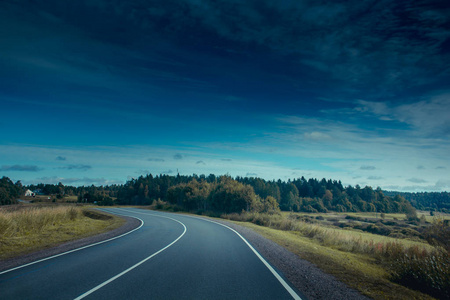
0, 205, 125, 260
229, 220, 434, 300
146, 201, 448, 299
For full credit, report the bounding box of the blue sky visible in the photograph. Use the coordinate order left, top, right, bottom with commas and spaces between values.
1, 0, 449, 191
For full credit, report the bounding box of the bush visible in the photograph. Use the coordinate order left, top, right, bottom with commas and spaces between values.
150, 199, 169, 210
390, 249, 449, 299
423, 218, 450, 252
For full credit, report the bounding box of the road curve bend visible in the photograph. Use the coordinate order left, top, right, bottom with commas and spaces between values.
0, 208, 302, 300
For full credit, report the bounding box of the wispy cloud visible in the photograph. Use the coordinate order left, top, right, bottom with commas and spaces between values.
407, 178, 427, 183
303, 132, 331, 141
59, 164, 92, 171
386, 179, 450, 192
148, 158, 165, 162
360, 166, 376, 170
246, 173, 258, 177
355, 93, 450, 138
0, 165, 43, 172
173, 154, 183, 160
34, 176, 121, 185
56, 156, 66, 161
435, 179, 450, 189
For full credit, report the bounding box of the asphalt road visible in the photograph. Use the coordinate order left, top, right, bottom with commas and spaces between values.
0, 208, 302, 299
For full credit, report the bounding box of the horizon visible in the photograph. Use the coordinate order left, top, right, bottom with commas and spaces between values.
10, 172, 450, 194
1, 1, 449, 192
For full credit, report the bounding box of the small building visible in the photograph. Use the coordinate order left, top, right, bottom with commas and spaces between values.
25, 189, 35, 197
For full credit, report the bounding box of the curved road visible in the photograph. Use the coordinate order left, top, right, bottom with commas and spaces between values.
0, 208, 303, 299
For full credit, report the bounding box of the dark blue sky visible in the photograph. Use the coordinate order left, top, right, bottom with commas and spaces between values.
1, 0, 449, 191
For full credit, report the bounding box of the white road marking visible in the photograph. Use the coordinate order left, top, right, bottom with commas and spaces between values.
0, 213, 144, 275
74, 212, 187, 300
191, 216, 303, 300
117, 208, 302, 300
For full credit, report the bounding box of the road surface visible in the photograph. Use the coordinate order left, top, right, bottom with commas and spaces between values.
0, 208, 303, 299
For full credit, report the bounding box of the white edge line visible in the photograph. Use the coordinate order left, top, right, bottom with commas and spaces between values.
117, 208, 302, 300
74, 212, 187, 300
190, 216, 302, 300
0, 209, 144, 275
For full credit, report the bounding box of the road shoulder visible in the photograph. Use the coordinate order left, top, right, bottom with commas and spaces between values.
211, 218, 370, 300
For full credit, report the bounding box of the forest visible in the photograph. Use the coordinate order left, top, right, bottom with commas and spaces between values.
113, 174, 416, 214
0, 174, 423, 214
384, 190, 450, 212
1, 174, 448, 214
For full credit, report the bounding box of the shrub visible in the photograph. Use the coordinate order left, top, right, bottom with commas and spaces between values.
390, 249, 449, 299
423, 218, 450, 252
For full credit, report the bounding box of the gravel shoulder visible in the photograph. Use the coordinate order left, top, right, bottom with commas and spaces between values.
211, 218, 371, 300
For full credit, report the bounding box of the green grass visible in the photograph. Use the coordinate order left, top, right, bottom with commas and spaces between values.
0, 205, 125, 260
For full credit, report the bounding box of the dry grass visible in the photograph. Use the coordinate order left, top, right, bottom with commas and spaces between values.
0, 205, 124, 260
234, 221, 434, 300
222, 212, 448, 299
223, 212, 434, 254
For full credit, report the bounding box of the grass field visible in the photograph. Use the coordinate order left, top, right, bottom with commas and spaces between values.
222, 211, 449, 300
21, 194, 79, 203
0, 205, 125, 260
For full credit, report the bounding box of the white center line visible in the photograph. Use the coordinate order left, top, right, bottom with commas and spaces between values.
0, 214, 144, 275
74, 212, 187, 300
116, 208, 302, 300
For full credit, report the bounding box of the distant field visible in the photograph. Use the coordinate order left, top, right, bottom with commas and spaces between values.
21, 194, 79, 204
290, 211, 450, 222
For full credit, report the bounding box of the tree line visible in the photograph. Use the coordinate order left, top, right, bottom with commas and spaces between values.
0, 174, 438, 215
0, 177, 23, 205
384, 191, 450, 213
114, 174, 416, 214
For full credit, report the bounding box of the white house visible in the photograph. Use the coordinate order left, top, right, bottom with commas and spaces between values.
25, 189, 35, 197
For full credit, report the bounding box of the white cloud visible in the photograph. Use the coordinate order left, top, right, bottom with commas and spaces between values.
356, 93, 450, 138
0, 165, 43, 172
303, 131, 331, 141
360, 165, 376, 170
435, 179, 450, 189
407, 178, 427, 183
31, 176, 122, 186
1, 124, 449, 192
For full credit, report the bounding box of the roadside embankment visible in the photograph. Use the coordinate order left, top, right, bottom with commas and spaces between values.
0, 206, 140, 271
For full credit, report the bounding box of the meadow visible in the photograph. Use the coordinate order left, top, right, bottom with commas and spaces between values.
0, 204, 124, 260
221, 211, 449, 300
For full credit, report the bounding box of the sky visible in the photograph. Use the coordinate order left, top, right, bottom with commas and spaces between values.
1, 0, 449, 192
